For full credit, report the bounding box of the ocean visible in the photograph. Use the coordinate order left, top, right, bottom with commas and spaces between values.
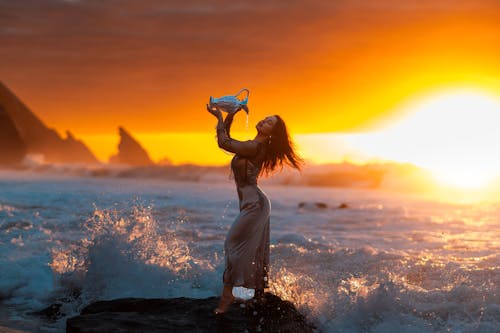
0, 172, 498, 332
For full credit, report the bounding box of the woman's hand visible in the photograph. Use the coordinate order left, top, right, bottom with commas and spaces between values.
206, 104, 222, 119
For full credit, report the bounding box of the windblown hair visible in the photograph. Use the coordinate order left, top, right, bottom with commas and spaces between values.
261, 115, 304, 175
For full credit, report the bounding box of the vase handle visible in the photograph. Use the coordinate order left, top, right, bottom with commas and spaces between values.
235, 88, 249, 103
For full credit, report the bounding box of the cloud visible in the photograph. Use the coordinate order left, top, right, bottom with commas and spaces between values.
1, 0, 499, 134
1, 0, 496, 74
2, 0, 497, 66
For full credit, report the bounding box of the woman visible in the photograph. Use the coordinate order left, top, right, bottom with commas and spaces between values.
207, 104, 303, 314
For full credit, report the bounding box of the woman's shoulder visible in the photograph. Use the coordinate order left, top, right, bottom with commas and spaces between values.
251, 138, 267, 146
255, 141, 267, 158
234, 140, 266, 159
246, 140, 265, 152
243, 139, 266, 149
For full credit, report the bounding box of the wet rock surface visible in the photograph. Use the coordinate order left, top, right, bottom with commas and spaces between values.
66, 292, 315, 333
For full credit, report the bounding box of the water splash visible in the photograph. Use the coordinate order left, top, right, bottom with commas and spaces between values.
0, 204, 17, 216
269, 266, 329, 318
50, 204, 213, 276
266, 241, 499, 332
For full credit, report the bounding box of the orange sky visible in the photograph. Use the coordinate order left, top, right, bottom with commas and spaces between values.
1, 0, 500, 165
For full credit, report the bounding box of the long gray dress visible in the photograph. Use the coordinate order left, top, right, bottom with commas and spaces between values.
216, 115, 270, 291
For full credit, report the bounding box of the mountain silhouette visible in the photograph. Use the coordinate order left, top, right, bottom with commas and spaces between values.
0, 105, 27, 166
0, 81, 98, 164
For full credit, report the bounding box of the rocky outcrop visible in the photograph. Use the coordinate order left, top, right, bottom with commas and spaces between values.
66, 293, 314, 333
0, 81, 98, 164
0, 106, 27, 166
109, 127, 154, 166
63, 130, 98, 163
298, 202, 328, 209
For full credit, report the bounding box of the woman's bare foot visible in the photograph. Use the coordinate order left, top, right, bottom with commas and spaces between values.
214, 285, 235, 315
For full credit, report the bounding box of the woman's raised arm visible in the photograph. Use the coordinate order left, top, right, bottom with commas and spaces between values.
216, 122, 260, 157
207, 104, 259, 157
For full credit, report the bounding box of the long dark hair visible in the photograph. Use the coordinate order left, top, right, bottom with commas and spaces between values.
261, 115, 303, 175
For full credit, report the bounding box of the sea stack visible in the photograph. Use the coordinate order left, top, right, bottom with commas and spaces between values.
109, 127, 154, 166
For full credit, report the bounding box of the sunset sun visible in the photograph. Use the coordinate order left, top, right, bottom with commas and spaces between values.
344, 89, 500, 189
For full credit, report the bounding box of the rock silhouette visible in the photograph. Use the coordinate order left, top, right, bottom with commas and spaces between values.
298, 202, 328, 209
0, 81, 98, 164
0, 106, 27, 166
66, 293, 314, 333
109, 127, 154, 166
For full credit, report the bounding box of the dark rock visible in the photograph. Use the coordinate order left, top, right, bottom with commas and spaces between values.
0, 81, 98, 164
338, 203, 349, 209
63, 130, 98, 163
314, 202, 328, 209
0, 105, 27, 166
66, 292, 314, 333
30, 303, 64, 322
109, 126, 154, 166
298, 202, 328, 209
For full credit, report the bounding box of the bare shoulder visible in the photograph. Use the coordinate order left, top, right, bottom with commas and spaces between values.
247, 140, 266, 149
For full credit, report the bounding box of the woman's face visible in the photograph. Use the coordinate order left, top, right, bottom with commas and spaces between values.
256, 116, 278, 136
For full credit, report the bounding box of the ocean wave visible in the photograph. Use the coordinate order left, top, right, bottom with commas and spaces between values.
268, 243, 499, 332
0, 179, 498, 332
